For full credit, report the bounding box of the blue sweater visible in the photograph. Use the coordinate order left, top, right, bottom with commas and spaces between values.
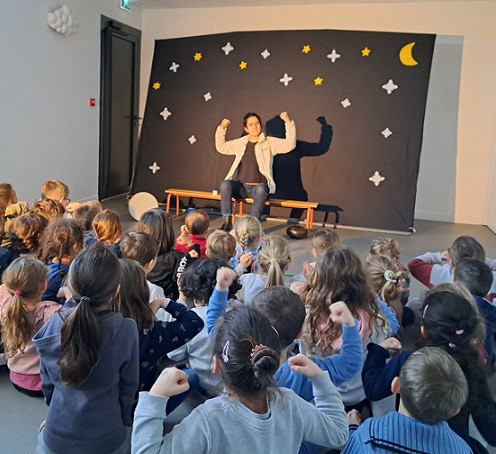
207, 288, 363, 394
342, 411, 471, 453
33, 310, 139, 454
474, 295, 496, 365
362, 343, 496, 450
137, 300, 204, 393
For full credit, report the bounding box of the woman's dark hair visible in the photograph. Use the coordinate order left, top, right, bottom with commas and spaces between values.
243, 112, 261, 127
180, 258, 239, 301
114, 258, 154, 330
138, 208, 175, 255
58, 244, 121, 386
213, 306, 281, 399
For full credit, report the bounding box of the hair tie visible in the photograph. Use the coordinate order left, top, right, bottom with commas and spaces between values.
13, 290, 21, 296
80, 296, 91, 304
222, 341, 230, 363
455, 329, 464, 335
383, 270, 398, 284
448, 342, 457, 349
250, 344, 266, 361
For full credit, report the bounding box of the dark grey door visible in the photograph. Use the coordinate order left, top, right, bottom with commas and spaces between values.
99, 17, 141, 199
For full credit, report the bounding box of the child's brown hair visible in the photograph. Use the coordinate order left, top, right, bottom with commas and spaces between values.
206, 230, 236, 262
369, 238, 402, 269
7, 213, 47, 255
312, 228, 341, 258
1, 257, 48, 356
39, 218, 84, 264
31, 198, 65, 222
185, 209, 210, 236
92, 209, 122, 244
120, 231, 159, 267
67, 201, 103, 231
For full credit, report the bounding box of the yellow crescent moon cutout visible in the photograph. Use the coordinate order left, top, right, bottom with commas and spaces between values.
399, 42, 418, 66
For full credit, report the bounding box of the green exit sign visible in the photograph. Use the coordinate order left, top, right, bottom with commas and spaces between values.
120, 0, 131, 11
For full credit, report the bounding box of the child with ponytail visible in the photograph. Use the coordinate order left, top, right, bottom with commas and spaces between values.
33, 244, 139, 454
132, 305, 349, 453
0, 257, 60, 396
237, 235, 291, 304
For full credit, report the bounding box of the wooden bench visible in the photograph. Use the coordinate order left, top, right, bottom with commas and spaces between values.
164, 188, 319, 230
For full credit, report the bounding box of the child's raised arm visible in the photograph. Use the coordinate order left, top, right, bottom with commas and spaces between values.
206, 267, 237, 336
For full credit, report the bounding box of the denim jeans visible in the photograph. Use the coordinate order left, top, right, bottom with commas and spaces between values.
220, 180, 269, 220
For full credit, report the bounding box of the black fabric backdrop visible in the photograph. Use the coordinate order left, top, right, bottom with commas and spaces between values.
131, 29, 436, 232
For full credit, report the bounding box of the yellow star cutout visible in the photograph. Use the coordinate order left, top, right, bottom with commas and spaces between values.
302, 45, 311, 54
193, 52, 202, 61
314, 77, 323, 85
152, 82, 161, 90
361, 47, 371, 57
239, 61, 248, 70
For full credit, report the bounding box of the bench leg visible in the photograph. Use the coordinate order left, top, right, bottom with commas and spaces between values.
175, 196, 180, 216
306, 208, 314, 230
166, 194, 172, 213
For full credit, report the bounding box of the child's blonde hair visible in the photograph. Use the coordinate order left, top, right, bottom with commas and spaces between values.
369, 238, 402, 269
41, 180, 69, 202
185, 209, 210, 236
92, 209, 122, 243
234, 215, 263, 252
1, 257, 47, 356
367, 255, 403, 304
257, 235, 291, 287
206, 230, 236, 262
366, 255, 404, 322
312, 228, 341, 258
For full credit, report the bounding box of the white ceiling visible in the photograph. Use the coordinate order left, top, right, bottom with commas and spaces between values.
131, 0, 491, 9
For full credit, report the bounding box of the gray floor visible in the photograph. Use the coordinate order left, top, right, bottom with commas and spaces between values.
1, 195, 495, 453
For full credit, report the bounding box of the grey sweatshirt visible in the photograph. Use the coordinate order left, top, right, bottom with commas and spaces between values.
132, 371, 348, 454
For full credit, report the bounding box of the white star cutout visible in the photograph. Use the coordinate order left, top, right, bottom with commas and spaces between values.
204, 92, 212, 101
261, 49, 271, 59
169, 62, 180, 72
369, 171, 386, 186
188, 135, 197, 144
382, 128, 393, 138
341, 98, 351, 108
149, 162, 160, 174
222, 42, 234, 55
279, 73, 293, 86
160, 108, 171, 120
382, 79, 399, 95
327, 49, 341, 63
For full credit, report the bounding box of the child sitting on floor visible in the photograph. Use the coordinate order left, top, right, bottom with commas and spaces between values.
113, 258, 203, 413
343, 347, 471, 453
88, 208, 122, 255
39, 218, 84, 304
40, 179, 70, 208
0, 257, 60, 396
453, 258, 496, 368
362, 285, 496, 453
175, 209, 209, 257
138, 208, 185, 300
237, 235, 291, 304
230, 215, 263, 274
132, 304, 349, 453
